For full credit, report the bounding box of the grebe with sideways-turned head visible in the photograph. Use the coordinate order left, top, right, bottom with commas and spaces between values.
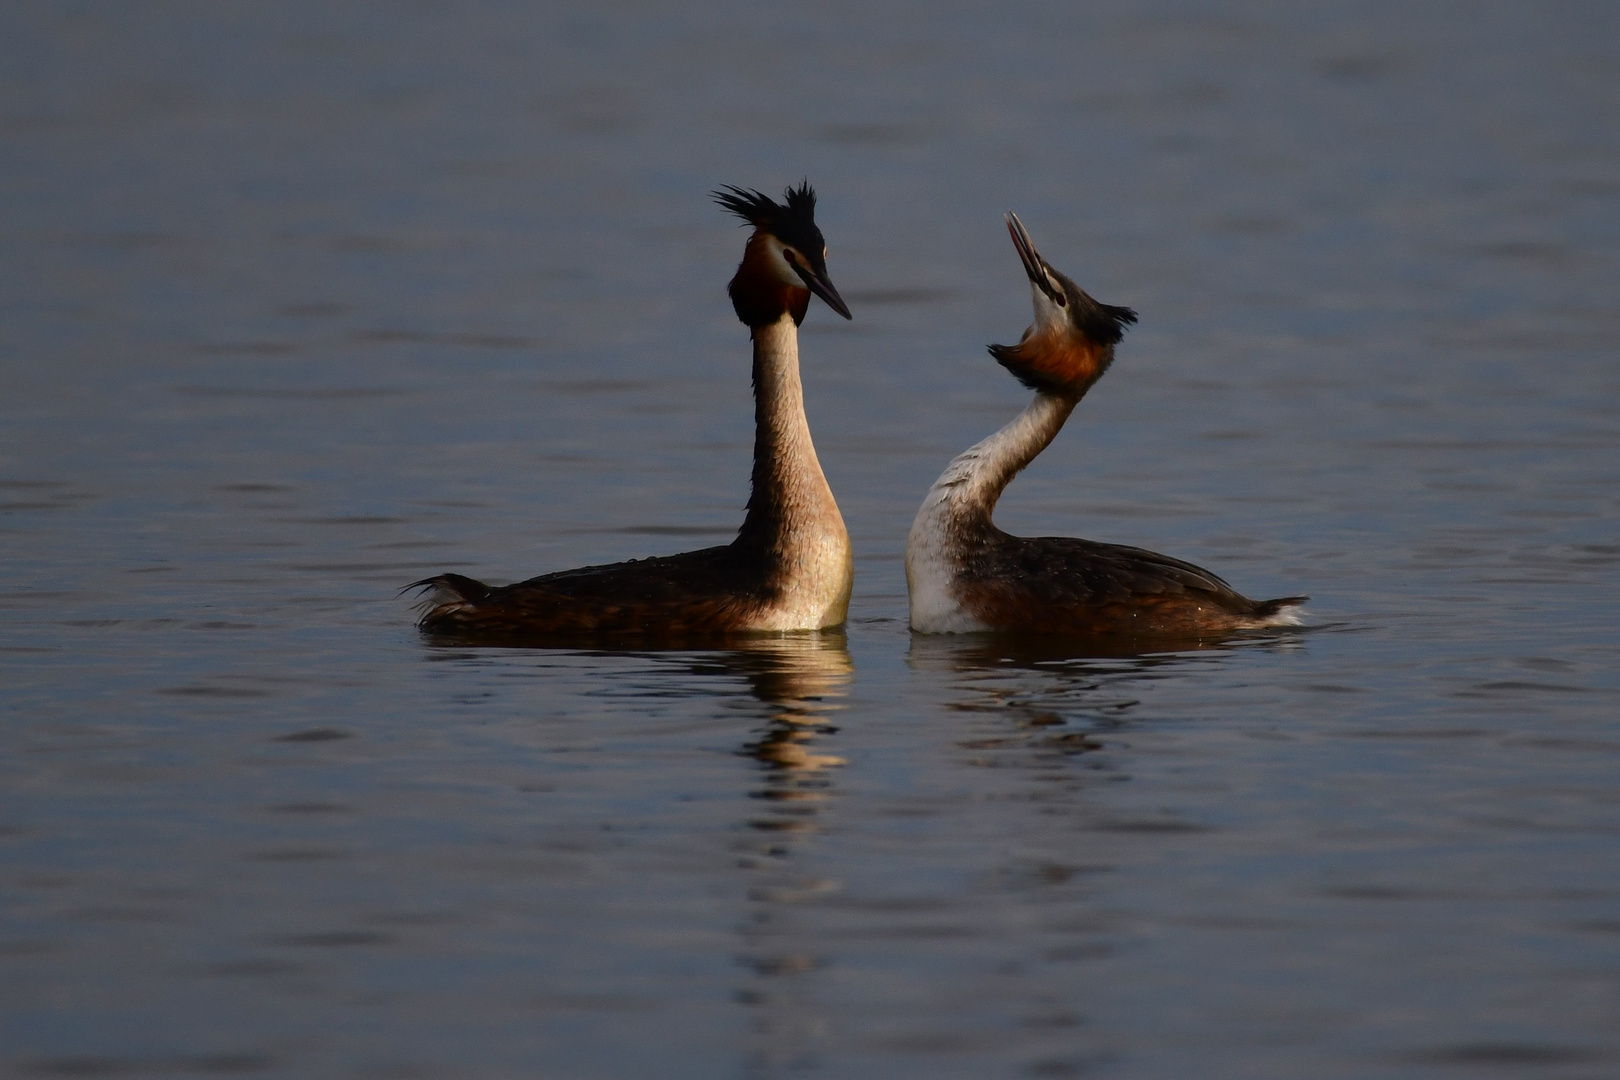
906, 212, 1307, 637
411, 182, 854, 638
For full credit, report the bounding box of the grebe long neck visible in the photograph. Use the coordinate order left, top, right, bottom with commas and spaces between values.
735, 314, 851, 622
905, 388, 1074, 633
917, 389, 1077, 531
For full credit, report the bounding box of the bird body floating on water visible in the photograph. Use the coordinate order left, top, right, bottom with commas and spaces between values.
411, 183, 853, 640
905, 212, 1306, 637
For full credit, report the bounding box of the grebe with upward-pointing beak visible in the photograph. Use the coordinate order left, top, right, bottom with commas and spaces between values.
411, 183, 854, 638
906, 213, 1307, 637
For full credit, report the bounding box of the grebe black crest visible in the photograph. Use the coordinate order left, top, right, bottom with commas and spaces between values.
905, 212, 1307, 638
410, 183, 853, 641
714, 182, 850, 325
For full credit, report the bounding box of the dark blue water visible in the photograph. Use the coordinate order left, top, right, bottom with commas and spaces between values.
3, 2, 1618, 1077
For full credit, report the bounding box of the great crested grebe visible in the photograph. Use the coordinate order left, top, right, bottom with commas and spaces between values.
411, 183, 854, 638
905, 213, 1307, 637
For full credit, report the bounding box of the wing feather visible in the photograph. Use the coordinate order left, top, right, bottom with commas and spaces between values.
413, 545, 775, 639
957, 534, 1286, 635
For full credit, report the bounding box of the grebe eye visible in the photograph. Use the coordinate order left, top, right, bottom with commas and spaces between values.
781, 248, 798, 264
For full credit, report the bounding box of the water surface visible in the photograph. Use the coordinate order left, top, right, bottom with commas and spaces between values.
3, 2, 1619, 1077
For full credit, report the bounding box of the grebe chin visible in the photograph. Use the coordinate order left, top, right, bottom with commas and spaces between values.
411, 182, 854, 639
905, 212, 1306, 637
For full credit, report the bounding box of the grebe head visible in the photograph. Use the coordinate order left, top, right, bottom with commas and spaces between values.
989, 211, 1137, 396
715, 181, 852, 326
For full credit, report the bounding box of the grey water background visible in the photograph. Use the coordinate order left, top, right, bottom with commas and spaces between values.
3, 1, 1618, 1077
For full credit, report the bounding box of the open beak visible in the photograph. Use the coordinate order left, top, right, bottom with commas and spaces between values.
791, 260, 853, 320
1006, 212, 1065, 308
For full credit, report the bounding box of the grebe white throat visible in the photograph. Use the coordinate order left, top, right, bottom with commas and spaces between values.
906, 392, 1075, 633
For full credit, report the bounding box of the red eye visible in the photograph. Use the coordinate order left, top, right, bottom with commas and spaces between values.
781, 249, 798, 264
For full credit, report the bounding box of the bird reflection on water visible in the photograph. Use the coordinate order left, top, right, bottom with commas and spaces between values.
414, 629, 851, 1072
502, 631, 853, 1071
712, 633, 851, 1074
733, 636, 850, 799
908, 631, 1306, 757
409, 627, 1309, 1071
419, 630, 851, 779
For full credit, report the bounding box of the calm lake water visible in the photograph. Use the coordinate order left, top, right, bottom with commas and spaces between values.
3, 2, 1619, 1077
